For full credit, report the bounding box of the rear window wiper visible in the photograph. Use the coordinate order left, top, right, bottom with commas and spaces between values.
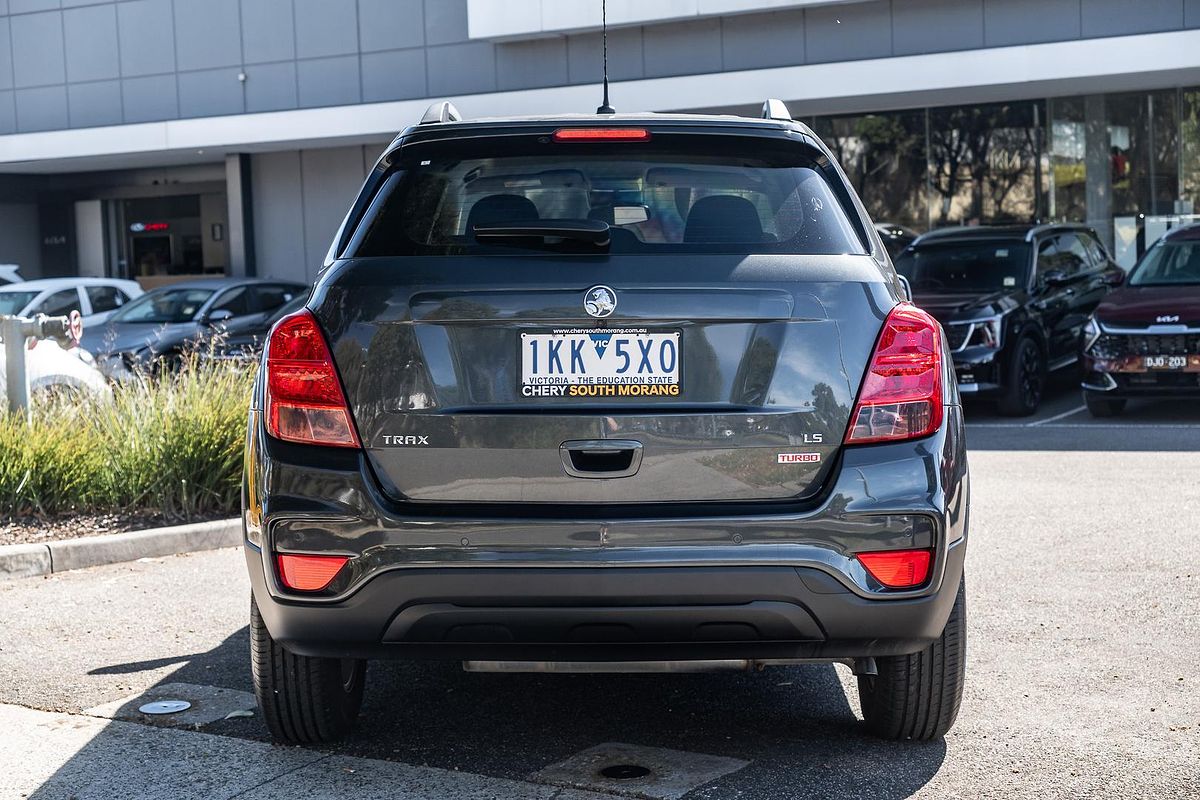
472, 219, 610, 247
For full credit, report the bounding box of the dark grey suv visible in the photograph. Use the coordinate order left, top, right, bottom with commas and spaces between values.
243, 101, 969, 745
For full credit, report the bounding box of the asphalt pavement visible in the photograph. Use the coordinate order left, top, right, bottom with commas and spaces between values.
2, 377, 1198, 799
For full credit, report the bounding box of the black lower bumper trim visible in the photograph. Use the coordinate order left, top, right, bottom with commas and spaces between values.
384, 600, 824, 644
248, 542, 966, 662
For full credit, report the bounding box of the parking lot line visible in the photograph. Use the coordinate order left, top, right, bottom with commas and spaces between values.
1029, 404, 1088, 426
0, 703, 613, 800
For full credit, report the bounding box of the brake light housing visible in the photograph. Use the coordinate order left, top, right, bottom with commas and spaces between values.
552, 128, 651, 142
846, 304, 944, 445
277, 554, 349, 591
857, 549, 933, 589
265, 309, 360, 448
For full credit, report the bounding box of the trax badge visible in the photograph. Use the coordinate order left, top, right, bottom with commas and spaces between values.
381, 435, 429, 446
584, 286, 617, 318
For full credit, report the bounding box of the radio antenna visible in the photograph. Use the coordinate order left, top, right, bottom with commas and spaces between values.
596, 0, 615, 114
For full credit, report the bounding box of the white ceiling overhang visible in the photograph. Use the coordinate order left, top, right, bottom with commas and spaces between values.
466, 0, 864, 41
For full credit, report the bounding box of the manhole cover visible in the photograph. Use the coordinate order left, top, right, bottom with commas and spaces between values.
599, 763, 652, 780
139, 700, 192, 715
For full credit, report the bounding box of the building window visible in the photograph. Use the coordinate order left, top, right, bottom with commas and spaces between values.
1048, 96, 1087, 225
813, 92, 1198, 269
812, 111, 928, 233
927, 101, 1044, 228
1183, 88, 1200, 217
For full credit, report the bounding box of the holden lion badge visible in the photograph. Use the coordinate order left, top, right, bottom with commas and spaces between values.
584, 285, 617, 318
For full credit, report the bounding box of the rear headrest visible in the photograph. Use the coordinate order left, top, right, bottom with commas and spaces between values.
684, 195, 764, 244
466, 194, 539, 237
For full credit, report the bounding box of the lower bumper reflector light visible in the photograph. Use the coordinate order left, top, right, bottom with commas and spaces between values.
277, 554, 348, 591
856, 549, 933, 589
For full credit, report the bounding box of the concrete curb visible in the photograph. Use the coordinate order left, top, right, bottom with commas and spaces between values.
0, 518, 241, 579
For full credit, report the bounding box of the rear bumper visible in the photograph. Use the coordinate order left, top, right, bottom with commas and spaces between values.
248, 541, 965, 661
244, 405, 969, 662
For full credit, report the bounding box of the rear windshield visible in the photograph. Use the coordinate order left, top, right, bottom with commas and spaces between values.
896, 241, 1031, 293
1130, 240, 1200, 286
350, 136, 866, 257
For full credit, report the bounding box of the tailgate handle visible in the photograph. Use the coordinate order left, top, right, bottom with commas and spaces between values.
560, 440, 643, 479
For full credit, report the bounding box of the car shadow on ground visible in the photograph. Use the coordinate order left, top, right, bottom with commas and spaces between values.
45, 627, 947, 799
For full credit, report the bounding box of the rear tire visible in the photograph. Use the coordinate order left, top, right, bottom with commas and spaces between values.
250, 595, 366, 745
857, 579, 966, 741
1085, 394, 1126, 418
997, 337, 1045, 417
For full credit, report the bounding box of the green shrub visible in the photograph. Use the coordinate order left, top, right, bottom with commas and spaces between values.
0, 352, 254, 520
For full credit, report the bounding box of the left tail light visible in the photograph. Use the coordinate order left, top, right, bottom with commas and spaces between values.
265, 309, 360, 447
845, 304, 944, 445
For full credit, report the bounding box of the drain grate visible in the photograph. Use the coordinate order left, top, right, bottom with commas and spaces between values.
530, 742, 749, 800
138, 700, 191, 715
598, 763, 652, 780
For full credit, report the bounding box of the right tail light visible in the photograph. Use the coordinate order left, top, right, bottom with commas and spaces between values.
845, 304, 943, 445
857, 549, 932, 589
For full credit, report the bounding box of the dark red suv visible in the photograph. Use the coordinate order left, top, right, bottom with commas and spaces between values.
1082, 223, 1200, 416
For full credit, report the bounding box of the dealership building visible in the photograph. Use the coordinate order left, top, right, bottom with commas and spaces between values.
2, 0, 1200, 285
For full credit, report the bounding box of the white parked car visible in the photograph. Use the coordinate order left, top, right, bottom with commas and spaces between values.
0, 278, 143, 327
0, 337, 111, 402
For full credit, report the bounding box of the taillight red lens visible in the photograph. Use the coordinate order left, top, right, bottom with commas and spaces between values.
857, 549, 932, 589
552, 128, 651, 142
845, 304, 943, 445
277, 554, 348, 591
265, 309, 360, 447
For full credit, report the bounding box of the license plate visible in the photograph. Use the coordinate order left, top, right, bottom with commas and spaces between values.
520, 328, 680, 399
1144, 355, 1188, 370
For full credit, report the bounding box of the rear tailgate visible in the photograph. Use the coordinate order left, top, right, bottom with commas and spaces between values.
317, 255, 889, 505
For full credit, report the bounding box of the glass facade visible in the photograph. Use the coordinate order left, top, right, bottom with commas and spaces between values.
811, 89, 1200, 268
813, 111, 927, 233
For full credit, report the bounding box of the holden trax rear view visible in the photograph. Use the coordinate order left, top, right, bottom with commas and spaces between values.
243, 100, 969, 744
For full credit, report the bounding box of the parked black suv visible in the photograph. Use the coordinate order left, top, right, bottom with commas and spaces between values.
1081, 223, 1200, 416
243, 101, 969, 745
895, 224, 1123, 415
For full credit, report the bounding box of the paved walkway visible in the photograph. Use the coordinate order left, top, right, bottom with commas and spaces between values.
4, 703, 612, 800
